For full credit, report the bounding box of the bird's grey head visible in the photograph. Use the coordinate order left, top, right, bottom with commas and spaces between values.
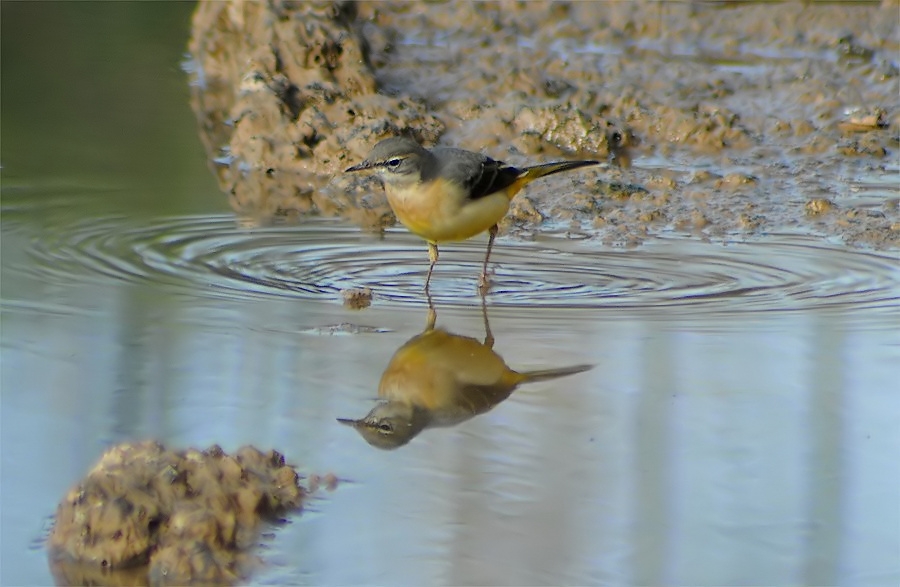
337, 401, 429, 450
345, 137, 436, 186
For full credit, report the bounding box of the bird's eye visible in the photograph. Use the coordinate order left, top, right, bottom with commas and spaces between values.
378, 422, 393, 433
385, 158, 403, 169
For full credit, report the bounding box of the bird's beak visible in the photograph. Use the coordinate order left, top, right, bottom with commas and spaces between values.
336, 417, 362, 428
344, 161, 371, 173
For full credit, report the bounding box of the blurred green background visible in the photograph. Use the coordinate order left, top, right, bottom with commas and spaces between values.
1, 1, 224, 215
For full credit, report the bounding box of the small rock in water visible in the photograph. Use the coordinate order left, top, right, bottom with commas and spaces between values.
47, 441, 308, 585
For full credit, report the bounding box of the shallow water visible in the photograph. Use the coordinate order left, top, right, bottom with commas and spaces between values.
4, 194, 900, 585
2, 3, 899, 586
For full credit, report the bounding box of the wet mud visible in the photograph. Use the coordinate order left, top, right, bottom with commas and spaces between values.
47, 441, 308, 585
187, 0, 899, 249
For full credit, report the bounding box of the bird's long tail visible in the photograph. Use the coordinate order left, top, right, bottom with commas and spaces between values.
508, 159, 598, 198
521, 159, 599, 182
519, 364, 593, 384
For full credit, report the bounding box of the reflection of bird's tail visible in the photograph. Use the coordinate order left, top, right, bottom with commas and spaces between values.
519, 364, 593, 384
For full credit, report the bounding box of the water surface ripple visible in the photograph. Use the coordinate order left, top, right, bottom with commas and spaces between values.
17, 214, 900, 319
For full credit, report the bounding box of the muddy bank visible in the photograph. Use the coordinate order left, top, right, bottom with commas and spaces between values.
187, 0, 898, 248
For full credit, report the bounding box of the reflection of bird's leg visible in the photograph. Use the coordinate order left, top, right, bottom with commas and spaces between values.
477, 225, 498, 293
426, 293, 437, 332
425, 242, 439, 291
480, 291, 494, 349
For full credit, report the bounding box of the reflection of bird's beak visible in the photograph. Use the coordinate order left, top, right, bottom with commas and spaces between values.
344, 161, 371, 173
336, 417, 362, 427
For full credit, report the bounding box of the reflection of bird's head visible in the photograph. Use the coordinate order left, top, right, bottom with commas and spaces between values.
337, 402, 430, 450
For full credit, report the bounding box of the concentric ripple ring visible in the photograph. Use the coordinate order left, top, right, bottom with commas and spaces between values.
16, 214, 900, 320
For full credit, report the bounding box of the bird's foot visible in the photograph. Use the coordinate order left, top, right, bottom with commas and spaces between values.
477, 271, 492, 295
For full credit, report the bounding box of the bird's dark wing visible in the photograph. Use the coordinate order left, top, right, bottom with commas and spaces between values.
432, 147, 524, 201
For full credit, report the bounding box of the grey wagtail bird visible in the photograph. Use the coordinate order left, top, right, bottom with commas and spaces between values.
337, 298, 592, 449
345, 136, 599, 291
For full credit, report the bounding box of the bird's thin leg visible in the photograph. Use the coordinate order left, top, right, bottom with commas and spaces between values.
478, 225, 498, 292
425, 242, 439, 292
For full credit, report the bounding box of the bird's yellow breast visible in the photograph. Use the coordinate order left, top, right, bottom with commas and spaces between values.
384, 178, 518, 243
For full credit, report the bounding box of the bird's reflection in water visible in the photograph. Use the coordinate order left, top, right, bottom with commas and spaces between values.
338, 297, 592, 449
